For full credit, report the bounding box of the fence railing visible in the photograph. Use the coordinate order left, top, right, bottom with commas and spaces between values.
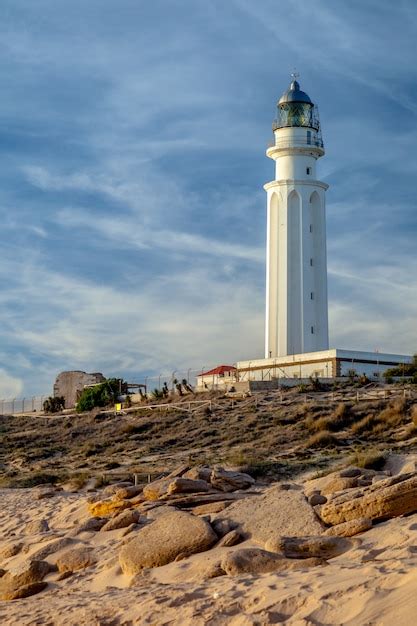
0, 396, 48, 416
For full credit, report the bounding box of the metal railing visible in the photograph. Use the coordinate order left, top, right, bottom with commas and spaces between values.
0, 396, 48, 416
267, 137, 324, 149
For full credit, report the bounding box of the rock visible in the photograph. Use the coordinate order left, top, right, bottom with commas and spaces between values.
191, 501, 232, 515
211, 519, 238, 538
0, 569, 6, 578
357, 478, 373, 487
322, 477, 359, 495
265, 535, 357, 559
74, 517, 107, 534
31, 537, 75, 560
56, 547, 96, 573
101, 509, 141, 532
210, 467, 255, 492
158, 492, 249, 507
220, 549, 325, 576
0, 542, 23, 560
339, 468, 362, 478
0, 560, 50, 589
103, 482, 133, 496
213, 484, 324, 543
183, 466, 213, 482
24, 519, 50, 535
167, 478, 211, 495
324, 518, 372, 537
143, 478, 171, 501
88, 498, 134, 517
113, 486, 143, 500
319, 472, 417, 525
165, 465, 191, 479
120, 523, 139, 537
308, 494, 327, 506
145, 505, 178, 520
216, 530, 242, 548
36, 490, 57, 500
119, 510, 217, 574
0, 581, 47, 601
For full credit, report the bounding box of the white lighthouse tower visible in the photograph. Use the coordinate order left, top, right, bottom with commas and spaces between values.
265, 76, 329, 358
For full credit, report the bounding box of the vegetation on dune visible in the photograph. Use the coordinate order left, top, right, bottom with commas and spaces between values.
76, 378, 125, 412
384, 354, 417, 382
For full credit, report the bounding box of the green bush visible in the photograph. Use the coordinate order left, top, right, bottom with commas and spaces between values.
76, 378, 121, 413
43, 396, 65, 413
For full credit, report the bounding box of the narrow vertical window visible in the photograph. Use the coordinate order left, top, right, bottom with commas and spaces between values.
307, 130, 311, 145
309, 224, 313, 233
306, 167, 311, 175
310, 292, 314, 300
310, 258, 313, 266
311, 326, 314, 334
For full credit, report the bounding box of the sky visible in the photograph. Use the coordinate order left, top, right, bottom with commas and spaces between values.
1, 0, 417, 397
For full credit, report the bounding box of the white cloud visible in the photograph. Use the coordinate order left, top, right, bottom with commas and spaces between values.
0, 369, 23, 399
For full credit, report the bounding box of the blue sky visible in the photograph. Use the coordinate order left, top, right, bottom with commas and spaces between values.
1, 0, 417, 397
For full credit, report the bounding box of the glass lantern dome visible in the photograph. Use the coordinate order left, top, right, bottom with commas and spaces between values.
273, 79, 321, 132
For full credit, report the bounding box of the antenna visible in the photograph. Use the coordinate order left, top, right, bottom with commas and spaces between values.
291, 69, 300, 80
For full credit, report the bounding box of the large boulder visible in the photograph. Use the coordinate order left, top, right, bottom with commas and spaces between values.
142, 478, 171, 501
213, 484, 324, 544
0, 581, 48, 601
0, 559, 51, 596
56, 547, 96, 573
119, 510, 217, 574
319, 472, 417, 525
210, 467, 255, 492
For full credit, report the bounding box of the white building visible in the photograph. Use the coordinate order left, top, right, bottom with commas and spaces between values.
265, 76, 328, 358
196, 365, 238, 391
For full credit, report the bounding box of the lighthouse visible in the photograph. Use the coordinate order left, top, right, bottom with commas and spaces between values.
265, 75, 329, 358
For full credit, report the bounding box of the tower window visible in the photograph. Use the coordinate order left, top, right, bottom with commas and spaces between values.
306, 167, 312, 175
311, 326, 314, 334
310, 292, 314, 300
307, 130, 311, 145
309, 224, 313, 233
310, 258, 313, 266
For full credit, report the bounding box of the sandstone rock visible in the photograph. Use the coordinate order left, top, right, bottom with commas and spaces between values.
167, 478, 211, 495
0, 542, 23, 560
119, 510, 217, 574
103, 482, 133, 496
31, 537, 75, 560
210, 467, 255, 492
158, 492, 248, 508
220, 549, 325, 576
183, 466, 213, 482
265, 535, 356, 559
143, 478, 171, 501
56, 547, 96, 573
324, 518, 372, 537
319, 472, 417, 525
213, 484, 324, 543
165, 465, 191, 479
36, 490, 57, 500
211, 519, 238, 538
24, 519, 50, 535
1, 560, 50, 589
216, 530, 242, 548
101, 509, 141, 532
191, 501, 232, 516
88, 498, 134, 517
322, 477, 359, 495
357, 478, 373, 487
113, 486, 143, 500
339, 468, 362, 478
308, 494, 327, 506
0, 581, 47, 601
74, 517, 107, 534
0, 569, 6, 578
144, 505, 178, 520
120, 523, 139, 537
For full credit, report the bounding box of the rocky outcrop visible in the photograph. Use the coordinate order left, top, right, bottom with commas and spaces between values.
0, 559, 50, 600
88, 498, 134, 517
319, 472, 417, 525
220, 548, 325, 576
167, 478, 211, 495
119, 510, 217, 574
213, 484, 324, 543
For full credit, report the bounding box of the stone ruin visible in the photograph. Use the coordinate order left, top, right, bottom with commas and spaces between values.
53, 371, 106, 409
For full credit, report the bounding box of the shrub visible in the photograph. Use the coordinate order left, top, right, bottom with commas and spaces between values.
305, 430, 337, 448
43, 396, 65, 413
350, 449, 387, 470
351, 413, 377, 435
76, 379, 121, 413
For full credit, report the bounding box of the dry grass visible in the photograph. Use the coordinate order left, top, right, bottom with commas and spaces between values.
305, 430, 338, 449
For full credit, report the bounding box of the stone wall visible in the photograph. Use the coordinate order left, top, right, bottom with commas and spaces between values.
53, 371, 106, 408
